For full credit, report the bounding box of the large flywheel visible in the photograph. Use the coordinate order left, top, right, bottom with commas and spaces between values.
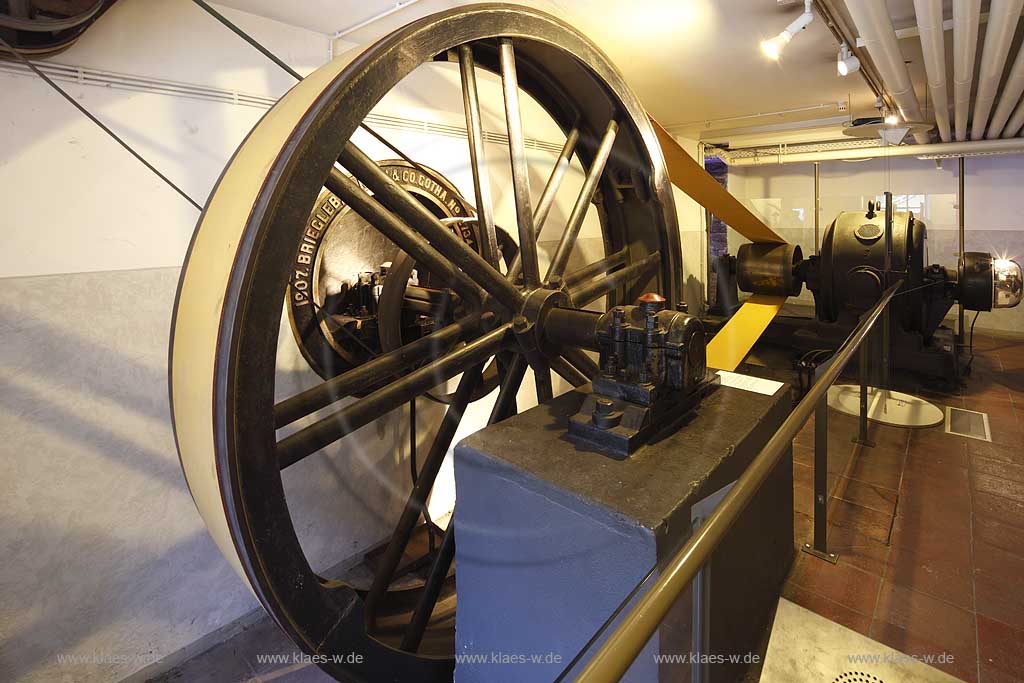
169, 4, 681, 681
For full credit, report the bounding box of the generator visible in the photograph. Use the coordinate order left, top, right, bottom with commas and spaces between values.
722, 203, 1022, 381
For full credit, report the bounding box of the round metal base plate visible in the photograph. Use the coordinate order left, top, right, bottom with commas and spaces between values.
827, 385, 944, 428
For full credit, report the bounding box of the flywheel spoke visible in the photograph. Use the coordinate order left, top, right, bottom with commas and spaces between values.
400, 518, 456, 652
564, 247, 628, 289
277, 324, 509, 469
488, 353, 528, 424
549, 355, 589, 388
498, 39, 541, 289
338, 142, 524, 312
561, 346, 601, 380
546, 120, 619, 282
274, 314, 481, 428
570, 251, 661, 308
364, 363, 485, 627
533, 363, 553, 403
325, 166, 482, 306
458, 45, 500, 268
507, 126, 580, 283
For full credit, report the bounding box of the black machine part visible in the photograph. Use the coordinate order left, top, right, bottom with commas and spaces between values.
732, 208, 1022, 341
736, 242, 803, 297
710, 253, 742, 316
961, 251, 1024, 312
545, 293, 714, 458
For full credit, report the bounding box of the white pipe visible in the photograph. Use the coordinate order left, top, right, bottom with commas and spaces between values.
855, 12, 989, 46
845, 0, 931, 144
1002, 86, 1024, 137
987, 44, 1024, 138
970, 0, 1024, 140
953, 0, 982, 141
331, 0, 423, 39
913, 0, 951, 142
727, 137, 1024, 165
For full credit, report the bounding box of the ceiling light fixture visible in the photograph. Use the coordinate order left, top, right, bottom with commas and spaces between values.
760, 0, 814, 61
884, 109, 900, 125
837, 43, 860, 76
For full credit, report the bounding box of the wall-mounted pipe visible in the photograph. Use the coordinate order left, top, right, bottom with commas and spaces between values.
970, 0, 1024, 140
913, 0, 951, 142
727, 137, 1024, 165
953, 0, 982, 141
845, 0, 931, 144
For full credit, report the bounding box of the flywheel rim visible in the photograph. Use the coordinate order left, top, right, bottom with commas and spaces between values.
170, 4, 680, 681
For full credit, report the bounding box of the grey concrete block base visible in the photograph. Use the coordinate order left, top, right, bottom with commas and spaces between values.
453, 383, 794, 682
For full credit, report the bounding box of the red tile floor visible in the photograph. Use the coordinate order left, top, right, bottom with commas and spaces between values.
783, 332, 1024, 683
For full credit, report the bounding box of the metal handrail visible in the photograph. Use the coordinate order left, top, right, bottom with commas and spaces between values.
573, 280, 903, 683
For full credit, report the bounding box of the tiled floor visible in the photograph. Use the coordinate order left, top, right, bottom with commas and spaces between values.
783, 332, 1024, 683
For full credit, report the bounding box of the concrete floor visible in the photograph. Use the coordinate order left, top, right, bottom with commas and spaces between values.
147, 618, 332, 683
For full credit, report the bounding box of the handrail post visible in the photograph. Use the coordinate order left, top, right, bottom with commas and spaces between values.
802, 395, 838, 563
957, 156, 966, 348
882, 190, 893, 392
853, 336, 874, 447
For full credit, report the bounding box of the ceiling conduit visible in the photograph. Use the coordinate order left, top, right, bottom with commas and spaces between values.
726, 137, 1024, 165
845, 0, 931, 144
1003, 86, 1024, 137
970, 0, 1024, 140
953, 0, 982, 141
1001, 67, 1024, 136
913, 0, 951, 142
988, 42, 1024, 138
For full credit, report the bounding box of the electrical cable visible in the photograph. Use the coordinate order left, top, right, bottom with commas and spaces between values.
0, 36, 203, 211
965, 310, 981, 374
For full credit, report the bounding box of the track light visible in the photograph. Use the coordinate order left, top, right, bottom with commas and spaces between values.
760, 0, 814, 61
837, 43, 860, 76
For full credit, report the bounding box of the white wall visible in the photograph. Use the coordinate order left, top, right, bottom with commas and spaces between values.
727, 156, 1024, 333
0, 1, 328, 279
0, 3, 335, 682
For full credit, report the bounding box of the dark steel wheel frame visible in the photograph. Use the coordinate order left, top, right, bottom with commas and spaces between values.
195, 4, 680, 681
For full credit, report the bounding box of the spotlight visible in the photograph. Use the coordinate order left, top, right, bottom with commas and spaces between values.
760, 0, 814, 61
884, 109, 900, 125
837, 43, 860, 76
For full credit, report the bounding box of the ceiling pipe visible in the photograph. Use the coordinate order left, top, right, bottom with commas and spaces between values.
844, 0, 931, 144
1002, 82, 1024, 137
913, 0, 951, 142
970, 0, 1024, 140
725, 137, 1024, 165
987, 43, 1024, 138
953, 0, 982, 141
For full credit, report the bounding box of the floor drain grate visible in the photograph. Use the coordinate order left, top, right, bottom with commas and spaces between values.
833, 672, 884, 683
945, 406, 992, 441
